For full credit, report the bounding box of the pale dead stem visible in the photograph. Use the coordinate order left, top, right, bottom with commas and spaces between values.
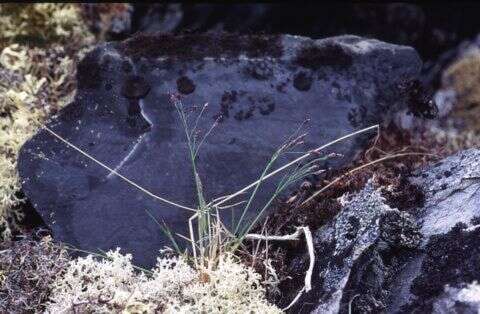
301, 151, 438, 206
245, 226, 315, 311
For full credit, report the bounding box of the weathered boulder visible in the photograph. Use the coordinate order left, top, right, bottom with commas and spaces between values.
286, 182, 422, 314
18, 33, 421, 267
292, 149, 480, 313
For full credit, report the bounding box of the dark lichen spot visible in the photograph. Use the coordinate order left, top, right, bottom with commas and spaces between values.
258, 101, 275, 116
245, 36, 282, 58
214, 91, 238, 122
471, 216, 480, 225
276, 80, 289, 93
244, 106, 255, 119
379, 210, 422, 248
176, 76, 196, 95
105, 83, 112, 91
121, 60, 133, 73
295, 42, 353, 70
77, 49, 102, 89
245, 61, 273, 80
127, 100, 141, 116
293, 71, 313, 91
234, 106, 255, 121
399, 79, 438, 119
234, 110, 244, 121
345, 216, 360, 240
126, 116, 137, 128
382, 178, 425, 211
87, 175, 101, 190
405, 223, 480, 312
139, 63, 149, 74
121, 75, 151, 99
118, 33, 283, 60
100, 57, 112, 72
347, 105, 367, 128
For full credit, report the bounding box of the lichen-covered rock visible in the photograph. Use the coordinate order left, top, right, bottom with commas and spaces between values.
410, 148, 480, 237
431, 281, 480, 314
287, 182, 421, 313
18, 33, 422, 267
388, 149, 480, 313
294, 149, 480, 313
400, 223, 480, 313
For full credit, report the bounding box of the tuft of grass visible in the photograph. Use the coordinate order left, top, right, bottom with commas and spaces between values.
168, 94, 379, 267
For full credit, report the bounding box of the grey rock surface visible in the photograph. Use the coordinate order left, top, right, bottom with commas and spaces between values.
411, 149, 480, 237
293, 149, 480, 313
310, 183, 420, 314
18, 33, 421, 267
290, 182, 421, 314
431, 282, 480, 314
390, 149, 480, 313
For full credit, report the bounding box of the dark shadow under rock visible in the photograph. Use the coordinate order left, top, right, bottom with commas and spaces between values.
18, 33, 421, 267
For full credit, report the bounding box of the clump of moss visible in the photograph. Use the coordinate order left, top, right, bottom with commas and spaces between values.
46, 250, 281, 314
432, 51, 480, 152
0, 235, 69, 313
443, 51, 480, 118
0, 4, 95, 48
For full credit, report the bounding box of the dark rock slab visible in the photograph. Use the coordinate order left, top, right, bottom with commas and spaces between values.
18, 33, 421, 267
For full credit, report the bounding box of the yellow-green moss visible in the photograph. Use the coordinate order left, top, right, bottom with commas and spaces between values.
433, 51, 480, 153
0, 4, 94, 48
